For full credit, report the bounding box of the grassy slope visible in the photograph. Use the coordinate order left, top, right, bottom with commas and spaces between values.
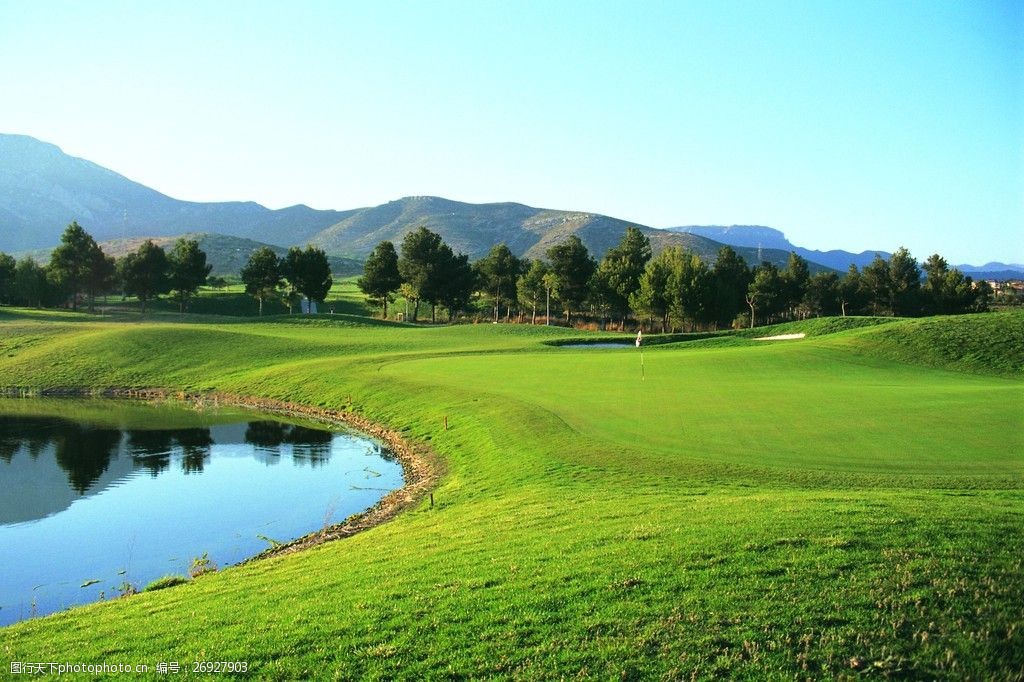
0, 309, 1021, 679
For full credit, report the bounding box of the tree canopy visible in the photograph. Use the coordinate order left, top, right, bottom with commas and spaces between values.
240, 247, 283, 316
168, 238, 212, 312
284, 246, 333, 313
119, 240, 171, 313
547, 235, 596, 324
358, 241, 401, 317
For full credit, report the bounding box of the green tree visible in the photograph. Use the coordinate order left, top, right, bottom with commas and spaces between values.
284, 246, 333, 314
436, 250, 475, 322
240, 246, 283, 316
971, 280, 993, 312
13, 258, 51, 307
278, 260, 301, 314
780, 252, 811, 319
667, 248, 712, 331
804, 271, 840, 317
922, 252, 950, 314
630, 248, 674, 332
398, 282, 416, 320
595, 227, 652, 329
588, 266, 615, 330
49, 221, 101, 311
711, 246, 751, 329
861, 255, 892, 315
358, 241, 402, 318
398, 227, 445, 322
168, 238, 212, 312
889, 247, 921, 316
542, 271, 558, 326
85, 247, 116, 310
547, 235, 595, 324
745, 262, 782, 328
0, 252, 15, 304
119, 240, 171, 313
477, 243, 521, 322
941, 269, 976, 315
517, 260, 550, 325
839, 264, 867, 317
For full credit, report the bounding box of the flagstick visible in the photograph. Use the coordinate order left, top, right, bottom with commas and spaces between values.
641, 350, 645, 381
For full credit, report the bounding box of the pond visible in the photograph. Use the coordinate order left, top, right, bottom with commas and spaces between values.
556, 343, 633, 349
0, 398, 403, 626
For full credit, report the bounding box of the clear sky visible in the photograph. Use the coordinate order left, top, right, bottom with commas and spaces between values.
1, 0, 1021, 264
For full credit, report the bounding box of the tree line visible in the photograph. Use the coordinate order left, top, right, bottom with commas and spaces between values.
239, 245, 333, 315
1, 221, 992, 327
359, 226, 992, 329
0, 222, 212, 312
0, 222, 337, 316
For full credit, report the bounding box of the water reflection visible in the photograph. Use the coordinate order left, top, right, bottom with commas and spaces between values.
55, 426, 122, 493
244, 421, 333, 466
0, 401, 405, 626
0, 416, 346, 503
127, 428, 215, 476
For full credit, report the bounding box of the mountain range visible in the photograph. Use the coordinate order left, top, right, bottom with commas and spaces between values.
668, 226, 1023, 280
2, 133, 1019, 278
0, 134, 798, 269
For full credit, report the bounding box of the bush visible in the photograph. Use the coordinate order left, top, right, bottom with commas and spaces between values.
189, 552, 218, 578
116, 581, 138, 598
144, 575, 188, 592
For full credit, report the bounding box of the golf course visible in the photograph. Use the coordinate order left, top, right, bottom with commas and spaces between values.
0, 300, 1021, 679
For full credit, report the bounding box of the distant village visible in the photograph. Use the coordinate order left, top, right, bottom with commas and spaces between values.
985, 279, 1024, 305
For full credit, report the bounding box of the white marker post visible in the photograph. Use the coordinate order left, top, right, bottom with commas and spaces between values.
636, 328, 644, 381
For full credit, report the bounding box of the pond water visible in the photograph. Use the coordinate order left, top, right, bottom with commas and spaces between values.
0, 399, 403, 626
556, 343, 633, 349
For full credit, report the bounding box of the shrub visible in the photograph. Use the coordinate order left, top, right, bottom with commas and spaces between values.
189, 552, 218, 579
144, 575, 188, 592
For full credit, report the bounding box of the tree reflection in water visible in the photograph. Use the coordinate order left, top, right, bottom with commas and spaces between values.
0, 414, 341, 494
244, 421, 333, 467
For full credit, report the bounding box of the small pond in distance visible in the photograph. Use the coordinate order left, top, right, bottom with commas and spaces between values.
0, 398, 403, 626
556, 343, 633, 349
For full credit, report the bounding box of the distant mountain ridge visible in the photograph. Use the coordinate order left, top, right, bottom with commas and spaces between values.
0, 133, 354, 251
668, 225, 1023, 279
0, 133, 809, 270
8, 132, 1013, 277
307, 196, 816, 269
668, 225, 892, 270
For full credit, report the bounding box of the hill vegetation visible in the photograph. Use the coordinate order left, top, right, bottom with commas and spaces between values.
1, 134, 803, 269
0, 134, 353, 252
308, 195, 802, 266
0, 306, 1020, 678
20, 232, 364, 278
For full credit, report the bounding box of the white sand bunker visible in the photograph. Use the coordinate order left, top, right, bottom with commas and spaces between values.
753, 332, 806, 341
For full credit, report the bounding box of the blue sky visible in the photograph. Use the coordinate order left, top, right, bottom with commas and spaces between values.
1, 0, 1021, 264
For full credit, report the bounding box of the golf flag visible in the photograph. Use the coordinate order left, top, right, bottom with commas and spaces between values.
635, 329, 643, 348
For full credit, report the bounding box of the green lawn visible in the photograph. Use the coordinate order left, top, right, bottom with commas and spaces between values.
0, 307, 1021, 679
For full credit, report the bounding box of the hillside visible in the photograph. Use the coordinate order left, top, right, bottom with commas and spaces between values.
19, 232, 364, 277
309, 195, 807, 267
0, 134, 352, 251
2, 134, 805, 269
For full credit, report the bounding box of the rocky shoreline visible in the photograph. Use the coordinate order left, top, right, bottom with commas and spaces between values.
0, 386, 444, 564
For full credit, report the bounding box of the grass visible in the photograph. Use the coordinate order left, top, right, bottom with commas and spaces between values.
0, 305, 1021, 679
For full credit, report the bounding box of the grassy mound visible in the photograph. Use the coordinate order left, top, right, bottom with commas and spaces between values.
828, 311, 1024, 377
734, 315, 898, 339
0, 310, 1020, 678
